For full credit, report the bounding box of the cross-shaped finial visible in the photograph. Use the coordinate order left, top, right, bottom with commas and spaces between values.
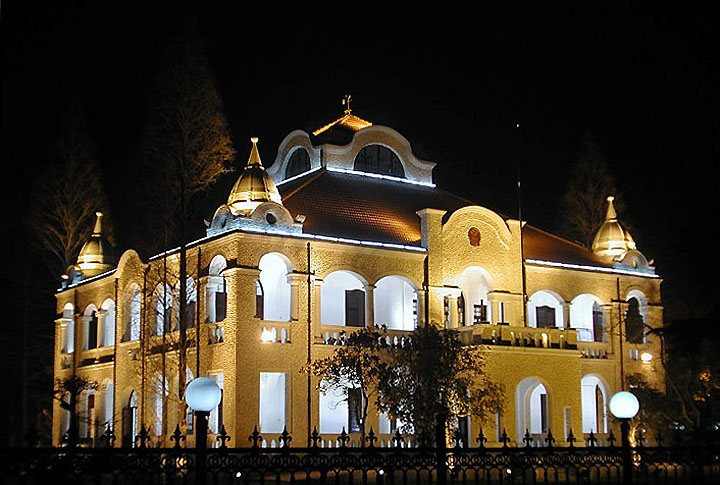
342, 94, 352, 114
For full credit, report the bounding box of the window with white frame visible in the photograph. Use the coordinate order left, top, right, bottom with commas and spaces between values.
259, 372, 287, 433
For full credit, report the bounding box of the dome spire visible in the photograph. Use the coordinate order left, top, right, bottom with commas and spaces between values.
247, 137, 262, 167
227, 137, 283, 216
604, 196, 618, 221
592, 195, 636, 261
76, 211, 114, 277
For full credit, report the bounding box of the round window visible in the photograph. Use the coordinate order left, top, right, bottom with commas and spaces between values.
266, 213, 277, 225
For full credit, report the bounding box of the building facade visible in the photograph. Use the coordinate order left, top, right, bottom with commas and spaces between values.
52, 108, 664, 448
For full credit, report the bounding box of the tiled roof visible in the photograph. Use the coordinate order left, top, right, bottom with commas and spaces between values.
279, 169, 610, 267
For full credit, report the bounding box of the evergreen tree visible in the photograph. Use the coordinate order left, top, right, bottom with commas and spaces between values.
558, 131, 623, 248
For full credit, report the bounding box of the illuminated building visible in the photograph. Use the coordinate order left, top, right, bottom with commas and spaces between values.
51, 106, 664, 447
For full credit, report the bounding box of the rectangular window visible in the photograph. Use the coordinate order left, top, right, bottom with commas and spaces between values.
473, 301, 487, 324
215, 292, 227, 322
347, 388, 362, 433
87, 316, 98, 349
540, 393, 548, 433
345, 290, 365, 327
536, 306, 556, 328
499, 301, 505, 323
592, 307, 604, 342
259, 372, 286, 434
209, 373, 224, 434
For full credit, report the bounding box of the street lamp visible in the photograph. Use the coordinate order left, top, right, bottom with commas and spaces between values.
609, 391, 640, 485
185, 377, 222, 449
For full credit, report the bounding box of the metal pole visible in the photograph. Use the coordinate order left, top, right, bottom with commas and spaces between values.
306, 242, 312, 446
195, 410, 209, 485
621, 418, 632, 485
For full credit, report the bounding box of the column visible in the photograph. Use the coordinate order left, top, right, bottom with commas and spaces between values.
417, 289, 427, 326
561, 302, 570, 329
364, 284, 375, 328
287, 274, 304, 321
312, 279, 323, 341
448, 295, 459, 329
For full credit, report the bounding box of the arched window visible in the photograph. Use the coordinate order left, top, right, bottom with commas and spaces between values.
124, 286, 141, 342
122, 391, 138, 447
83, 304, 99, 350
321, 271, 366, 327
581, 375, 608, 434
153, 284, 172, 336
62, 303, 75, 354
258, 253, 292, 322
528, 291, 564, 329
101, 380, 114, 433
285, 148, 311, 179
353, 145, 405, 178
101, 299, 116, 347
569, 294, 604, 342
374, 276, 418, 330
153, 376, 168, 436
516, 378, 550, 442
207, 255, 227, 323
625, 298, 645, 343
458, 267, 492, 325
182, 277, 197, 330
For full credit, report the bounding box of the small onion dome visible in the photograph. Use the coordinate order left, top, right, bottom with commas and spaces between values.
227, 137, 282, 216
592, 196, 636, 259
77, 212, 114, 277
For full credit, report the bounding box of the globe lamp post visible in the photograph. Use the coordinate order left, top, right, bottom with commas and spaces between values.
185, 377, 222, 449
609, 391, 640, 485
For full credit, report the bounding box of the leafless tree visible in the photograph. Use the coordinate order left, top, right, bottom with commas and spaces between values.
31, 106, 112, 278
140, 17, 235, 431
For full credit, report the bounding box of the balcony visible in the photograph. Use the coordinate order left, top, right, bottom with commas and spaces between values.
457, 324, 578, 350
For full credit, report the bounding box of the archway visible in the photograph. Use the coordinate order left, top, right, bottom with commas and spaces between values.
321, 271, 366, 327
374, 275, 418, 330
581, 374, 608, 434
516, 377, 550, 444
458, 267, 492, 325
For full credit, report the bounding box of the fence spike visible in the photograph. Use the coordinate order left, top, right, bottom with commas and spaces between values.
365, 427, 377, 448
587, 430, 597, 448
170, 424, 185, 449
216, 424, 231, 448
279, 426, 293, 449
500, 429, 510, 448
476, 428, 487, 448
545, 429, 555, 448
566, 428, 576, 448
249, 425, 263, 449
310, 426, 321, 449
523, 429, 534, 448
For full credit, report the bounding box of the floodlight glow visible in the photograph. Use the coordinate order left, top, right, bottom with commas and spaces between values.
640, 352, 653, 363
609, 391, 640, 419
261, 327, 275, 343
185, 377, 222, 412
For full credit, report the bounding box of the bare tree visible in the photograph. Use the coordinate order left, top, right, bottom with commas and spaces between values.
31, 106, 112, 277
140, 16, 235, 429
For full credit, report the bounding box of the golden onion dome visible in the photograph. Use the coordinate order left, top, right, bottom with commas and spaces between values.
77, 212, 114, 276
227, 137, 282, 216
592, 196, 635, 259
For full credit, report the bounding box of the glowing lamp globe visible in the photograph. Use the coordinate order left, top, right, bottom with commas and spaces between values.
185, 377, 222, 412
609, 391, 640, 419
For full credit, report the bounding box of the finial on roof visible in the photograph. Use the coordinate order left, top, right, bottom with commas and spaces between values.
93, 212, 103, 235
604, 195, 618, 221
342, 94, 352, 115
248, 137, 262, 166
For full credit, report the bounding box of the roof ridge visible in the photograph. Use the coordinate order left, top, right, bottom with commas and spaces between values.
525, 223, 591, 251
281, 167, 328, 200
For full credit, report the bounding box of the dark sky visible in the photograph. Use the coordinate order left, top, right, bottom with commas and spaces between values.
2, 1, 719, 317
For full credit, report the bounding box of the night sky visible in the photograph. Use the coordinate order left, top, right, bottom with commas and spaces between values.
1, 0, 718, 442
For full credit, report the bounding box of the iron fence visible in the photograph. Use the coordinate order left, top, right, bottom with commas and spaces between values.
2, 428, 719, 485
